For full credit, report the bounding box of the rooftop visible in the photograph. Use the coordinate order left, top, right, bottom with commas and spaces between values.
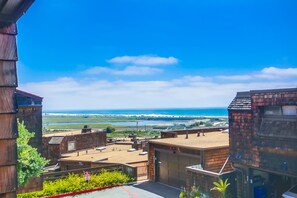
43, 130, 103, 138
59, 144, 147, 164
228, 92, 251, 111
149, 131, 229, 150
16, 89, 43, 100
48, 137, 64, 145
228, 87, 297, 111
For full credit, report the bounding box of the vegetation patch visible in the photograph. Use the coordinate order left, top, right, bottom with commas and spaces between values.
17, 171, 133, 198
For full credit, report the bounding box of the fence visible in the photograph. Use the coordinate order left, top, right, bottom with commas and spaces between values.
137, 165, 148, 180
43, 164, 137, 181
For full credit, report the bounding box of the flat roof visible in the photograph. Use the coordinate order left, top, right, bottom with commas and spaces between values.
149, 131, 229, 150
43, 130, 103, 137
59, 144, 147, 164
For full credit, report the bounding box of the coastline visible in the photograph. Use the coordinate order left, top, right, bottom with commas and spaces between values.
42, 108, 228, 132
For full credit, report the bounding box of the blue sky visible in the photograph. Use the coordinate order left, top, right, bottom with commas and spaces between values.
17, 0, 297, 110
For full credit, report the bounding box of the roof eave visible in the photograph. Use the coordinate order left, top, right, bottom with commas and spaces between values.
0, 0, 35, 24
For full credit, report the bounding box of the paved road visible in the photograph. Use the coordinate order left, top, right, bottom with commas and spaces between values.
65, 181, 180, 198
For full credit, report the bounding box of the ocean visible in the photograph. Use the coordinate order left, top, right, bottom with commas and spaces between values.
43, 108, 228, 117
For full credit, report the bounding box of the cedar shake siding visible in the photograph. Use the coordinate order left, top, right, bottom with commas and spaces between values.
0, 1, 34, 196
228, 88, 297, 198
16, 90, 43, 153
43, 131, 106, 165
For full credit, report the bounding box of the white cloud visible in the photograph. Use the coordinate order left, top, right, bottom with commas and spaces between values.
84, 67, 111, 75
19, 67, 297, 110
107, 55, 178, 66
217, 75, 252, 81
216, 67, 297, 81
84, 66, 162, 76
256, 67, 297, 79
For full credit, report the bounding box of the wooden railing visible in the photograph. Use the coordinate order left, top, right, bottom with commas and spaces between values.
43, 164, 137, 181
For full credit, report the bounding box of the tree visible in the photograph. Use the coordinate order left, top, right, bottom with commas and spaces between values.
17, 121, 48, 186
106, 126, 115, 133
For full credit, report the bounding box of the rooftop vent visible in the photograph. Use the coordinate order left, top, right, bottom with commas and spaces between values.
128, 148, 136, 152
81, 125, 92, 133
95, 147, 106, 152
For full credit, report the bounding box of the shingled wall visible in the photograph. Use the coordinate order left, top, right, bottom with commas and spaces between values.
43, 131, 106, 165
229, 88, 297, 197
251, 89, 297, 175
229, 89, 297, 175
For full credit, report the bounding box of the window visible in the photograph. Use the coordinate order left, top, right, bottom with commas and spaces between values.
282, 106, 297, 116
68, 141, 76, 151
260, 105, 297, 139
263, 106, 297, 116
263, 106, 282, 116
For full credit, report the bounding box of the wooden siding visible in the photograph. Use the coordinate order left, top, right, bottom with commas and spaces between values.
0, 23, 17, 35
0, 1, 34, 196
228, 110, 256, 166
0, 34, 17, 60
229, 89, 297, 197
0, 21, 18, 197
0, 166, 17, 194
148, 142, 230, 186
148, 143, 155, 181
0, 114, 17, 139
43, 132, 106, 165
0, 192, 16, 198
17, 106, 42, 153
0, 61, 17, 86
204, 148, 232, 172
17, 177, 42, 194
0, 140, 17, 166
0, 87, 16, 113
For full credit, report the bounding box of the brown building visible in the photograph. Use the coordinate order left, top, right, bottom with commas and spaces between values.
59, 143, 148, 179
228, 88, 297, 198
43, 129, 106, 165
148, 129, 235, 197
16, 89, 43, 153
0, 1, 34, 197
14, 90, 44, 193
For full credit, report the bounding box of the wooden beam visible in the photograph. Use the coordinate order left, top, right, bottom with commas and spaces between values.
0, 0, 35, 23
0, 0, 8, 13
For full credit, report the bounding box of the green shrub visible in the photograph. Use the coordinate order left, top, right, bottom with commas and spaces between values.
179, 186, 188, 198
17, 171, 133, 198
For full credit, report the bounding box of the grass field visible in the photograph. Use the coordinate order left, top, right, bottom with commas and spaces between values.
42, 115, 161, 138
43, 115, 137, 123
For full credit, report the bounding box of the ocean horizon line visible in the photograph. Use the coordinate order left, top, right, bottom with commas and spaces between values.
43, 107, 228, 117
43, 107, 228, 112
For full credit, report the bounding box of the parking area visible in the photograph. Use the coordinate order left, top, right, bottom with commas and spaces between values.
65, 181, 180, 198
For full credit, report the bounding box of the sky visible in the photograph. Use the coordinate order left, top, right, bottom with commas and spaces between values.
16, 0, 297, 110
